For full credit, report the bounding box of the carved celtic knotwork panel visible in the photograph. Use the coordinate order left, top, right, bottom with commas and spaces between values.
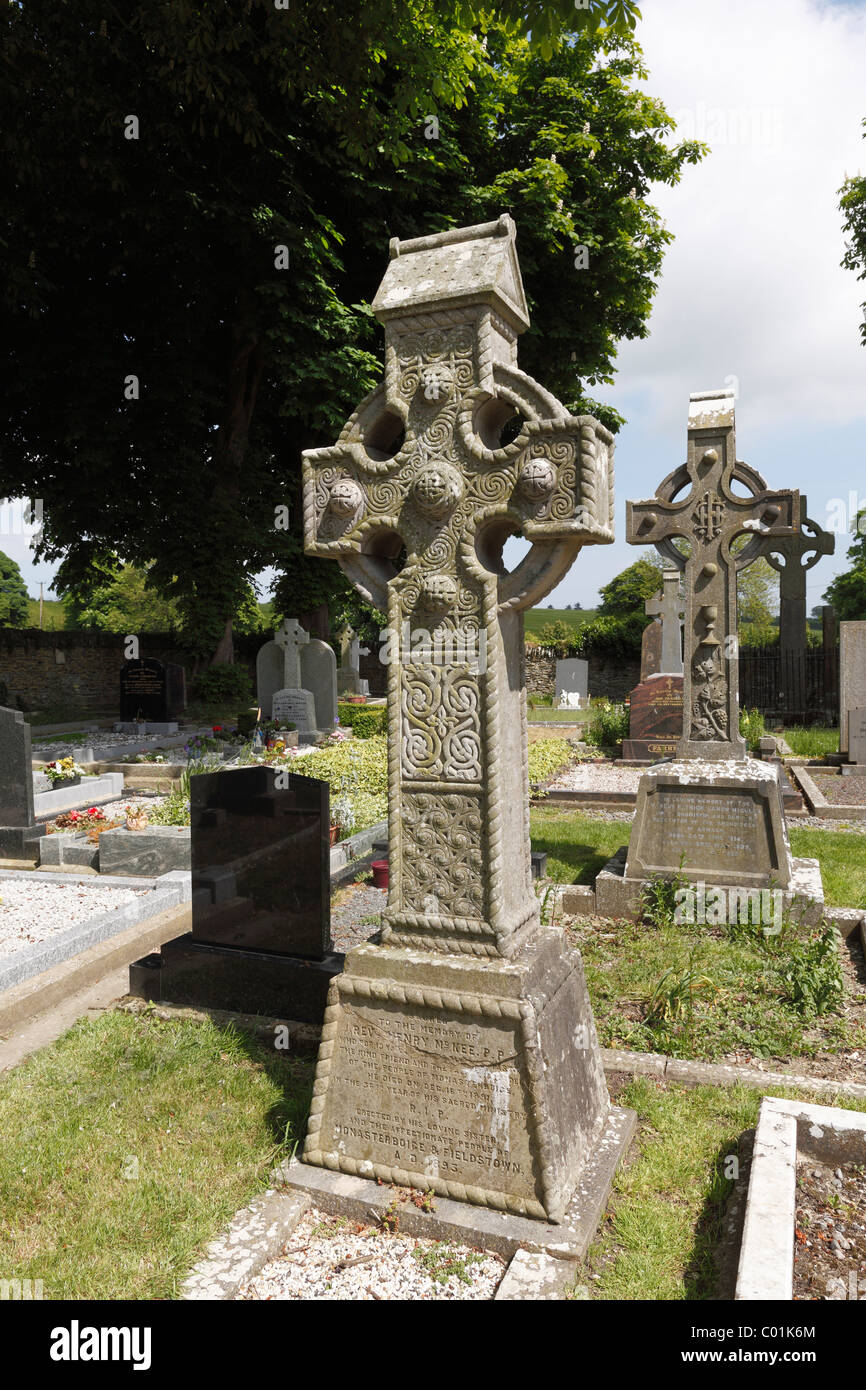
401, 665, 482, 782
401, 791, 485, 919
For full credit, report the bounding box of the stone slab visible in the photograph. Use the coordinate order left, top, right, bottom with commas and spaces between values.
596, 849, 823, 925
494, 1250, 581, 1300
98, 825, 191, 877
627, 674, 683, 742
181, 1190, 311, 1300
281, 1105, 635, 1260
736, 1096, 866, 1301
555, 658, 588, 707
272, 687, 316, 733
0, 897, 193, 1037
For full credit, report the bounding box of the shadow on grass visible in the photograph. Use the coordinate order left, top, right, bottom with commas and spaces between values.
531, 834, 625, 884
220, 1021, 316, 1162
682, 1129, 751, 1300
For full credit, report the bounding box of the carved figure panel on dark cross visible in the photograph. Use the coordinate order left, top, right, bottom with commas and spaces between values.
626, 390, 800, 761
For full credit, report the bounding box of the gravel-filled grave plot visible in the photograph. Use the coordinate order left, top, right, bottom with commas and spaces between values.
237, 1207, 506, 1301
793, 1159, 866, 1300
329, 883, 386, 952
0, 878, 149, 959
810, 773, 866, 806
546, 762, 644, 794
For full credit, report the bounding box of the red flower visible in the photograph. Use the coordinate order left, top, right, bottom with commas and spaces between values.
212, 725, 222, 732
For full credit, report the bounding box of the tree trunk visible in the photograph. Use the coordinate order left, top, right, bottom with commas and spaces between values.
207, 283, 263, 665
301, 603, 330, 640
210, 615, 234, 665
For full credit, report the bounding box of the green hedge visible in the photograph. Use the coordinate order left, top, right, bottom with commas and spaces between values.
337, 703, 387, 738
190, 664, 253, 706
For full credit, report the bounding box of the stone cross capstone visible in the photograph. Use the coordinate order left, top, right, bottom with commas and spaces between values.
275, 618, 310, 688
627, 390, 800, 759
298, 216, 633, 1225
645, 570, 684, 675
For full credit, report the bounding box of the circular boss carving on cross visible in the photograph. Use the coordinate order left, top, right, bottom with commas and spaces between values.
516, 458, 557, 499
327, 478, 365, 517
412, 462, 463, 519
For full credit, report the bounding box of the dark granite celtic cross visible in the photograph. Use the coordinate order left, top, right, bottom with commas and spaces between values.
302, 215, 615, 957
626, 390, 800, 761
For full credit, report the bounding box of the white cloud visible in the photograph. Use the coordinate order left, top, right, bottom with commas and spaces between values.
607, 0, 866, 433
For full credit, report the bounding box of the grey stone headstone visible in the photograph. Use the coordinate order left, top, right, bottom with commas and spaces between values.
849, 708, 866, 765
840, 623, 866, 756
0, 706, 41, 858
301, 639, 338, 732
256, 639, 284, 719
272, 688, 316, 732
554, 658, 588, 708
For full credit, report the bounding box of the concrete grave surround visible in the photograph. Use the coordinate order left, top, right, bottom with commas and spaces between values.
625, 389, 801, 892
554, 658, 588, 708
840, 623, 866, 757
300, 214, 631, 1224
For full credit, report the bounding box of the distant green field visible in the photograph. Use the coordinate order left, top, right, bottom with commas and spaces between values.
524, 607, 597, 636
25, 598, 66, 629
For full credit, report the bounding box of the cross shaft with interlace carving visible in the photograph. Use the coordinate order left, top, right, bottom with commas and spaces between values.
303, 215, 615, 958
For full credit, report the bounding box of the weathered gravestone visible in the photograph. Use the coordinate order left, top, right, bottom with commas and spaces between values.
338, 630, 370, 698
297, 215, 634, 1226
840, 622, 866, 759
622, 570, 684, 762
257, 620, 336, 737
129, 765, 343, 1020
0, 707, 41, 859
616, 389, 812, 898
554, 657, 588, 709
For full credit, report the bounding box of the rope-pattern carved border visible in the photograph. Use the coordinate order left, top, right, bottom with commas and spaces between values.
302, 974, 560, 1221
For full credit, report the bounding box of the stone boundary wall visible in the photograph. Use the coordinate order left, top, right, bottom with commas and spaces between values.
526, 648, 640, 703
0, 627, 643, 712
0, 628, 262, 714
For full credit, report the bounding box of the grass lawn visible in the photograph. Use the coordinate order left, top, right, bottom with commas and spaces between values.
524, 606, 596, 636
567, 911, 866, 1063
530, 807, 866, 911
0, 1010, 313, 1300
579, 1078, 866, 1300
783, 725, 839, 757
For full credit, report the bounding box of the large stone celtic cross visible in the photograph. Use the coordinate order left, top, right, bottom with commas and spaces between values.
303, 215, 614, 959
627, 390, 800, 760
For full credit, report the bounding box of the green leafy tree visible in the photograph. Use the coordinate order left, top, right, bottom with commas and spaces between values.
1, 2, 694, 661
597, 557, 663, 617
840, 128, 866, 347
0, 550, 29, 627
824, 511, 866, 619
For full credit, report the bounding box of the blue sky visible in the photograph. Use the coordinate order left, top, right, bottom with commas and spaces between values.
3, 0, 865, 618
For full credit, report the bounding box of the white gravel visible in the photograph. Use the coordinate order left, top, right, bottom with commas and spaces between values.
0, 879, 147, 958
547, 762, 644, 792
237, 1207, 505, 1301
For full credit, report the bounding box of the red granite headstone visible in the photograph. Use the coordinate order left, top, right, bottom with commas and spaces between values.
622, 674, 683, 762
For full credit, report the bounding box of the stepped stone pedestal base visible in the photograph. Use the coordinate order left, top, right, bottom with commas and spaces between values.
303, 930, 626, 1224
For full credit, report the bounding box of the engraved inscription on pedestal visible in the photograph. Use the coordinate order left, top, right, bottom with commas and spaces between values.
323, 997, 535, 1200
272, 688, 316, 731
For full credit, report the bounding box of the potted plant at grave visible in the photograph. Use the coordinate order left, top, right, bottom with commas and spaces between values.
330, 788, 356, 846
43, 756, 86, 786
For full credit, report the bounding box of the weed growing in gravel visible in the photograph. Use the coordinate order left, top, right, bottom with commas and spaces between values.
411, 1242, 485, 1286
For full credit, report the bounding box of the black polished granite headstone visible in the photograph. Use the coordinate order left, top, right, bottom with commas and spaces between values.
165, 663, 187, 719
128, 765, 343, 1022
119, 658, 169, 722
0, 706, 41, 859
